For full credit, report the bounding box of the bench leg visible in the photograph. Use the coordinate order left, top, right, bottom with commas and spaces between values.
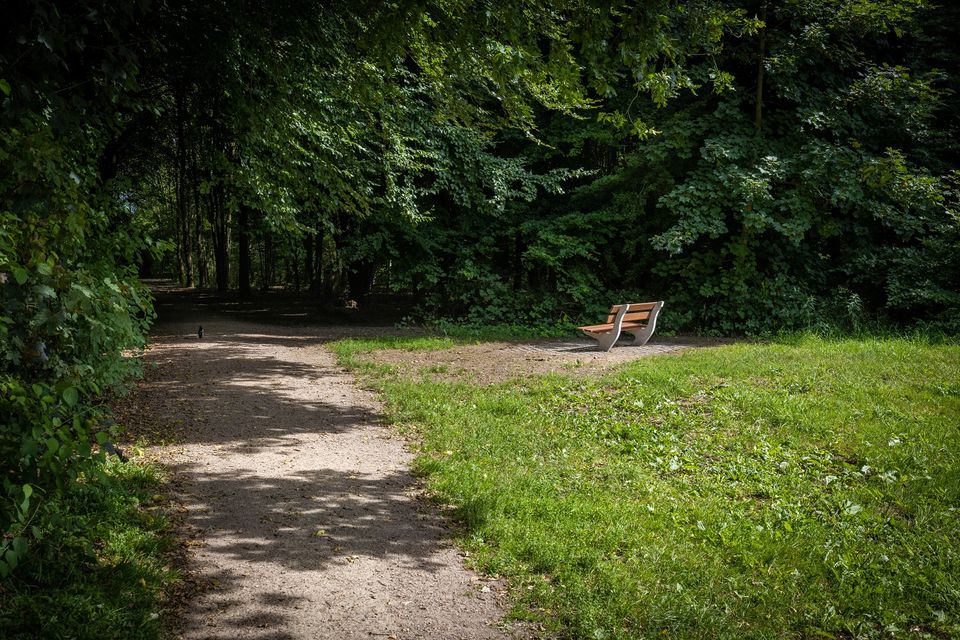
584, 330, 620, 352
628, 325, 655, 346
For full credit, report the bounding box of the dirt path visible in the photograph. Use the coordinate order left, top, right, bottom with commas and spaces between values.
130, 319, 516, 640
365, 336, 724, 384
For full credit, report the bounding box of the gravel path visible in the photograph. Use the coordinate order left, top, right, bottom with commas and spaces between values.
136, 320, 514, 640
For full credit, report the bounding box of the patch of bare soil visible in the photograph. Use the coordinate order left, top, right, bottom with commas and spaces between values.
123, 319, 522, 640
366, 336, 726, 385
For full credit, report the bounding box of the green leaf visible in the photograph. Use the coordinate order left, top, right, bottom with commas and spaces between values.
36, 262, 53, 276
62, 387, 79, 407
21, 437, 37, 458
0, 79, 9, 95
11, 537, 27, 557
13, 267, 28, 285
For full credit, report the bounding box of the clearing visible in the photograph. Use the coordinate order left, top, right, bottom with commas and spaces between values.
119, 296, 680, 639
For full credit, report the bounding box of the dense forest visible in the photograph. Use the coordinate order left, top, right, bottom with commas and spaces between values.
126, 1, 960, 334
1, 0, 958, 611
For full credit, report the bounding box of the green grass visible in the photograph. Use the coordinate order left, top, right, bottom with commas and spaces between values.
333, 336, 457, 376
333, 334, 960, 639
0, 459, 178, 640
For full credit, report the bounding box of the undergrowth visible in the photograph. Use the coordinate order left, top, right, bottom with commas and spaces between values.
333, 333, 960, 639
0, 457, 178, 640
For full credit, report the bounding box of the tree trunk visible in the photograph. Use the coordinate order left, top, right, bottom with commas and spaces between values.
261, 233, 274, 291
307, 227, 326, 297
347, 261, 375, 302
238, 204, 251, 295
315, 228, 326, 298
304, 233, 315, 292
192, 137, 207, 288
173, 195, 184, 284
754, 3, 767, 137
210, 186, 231, 292
175, 88, 194, 287
291, 240, 300, 293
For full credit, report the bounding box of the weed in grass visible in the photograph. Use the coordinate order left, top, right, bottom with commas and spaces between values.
336, 334, 960, 639
421, 363, 451, 375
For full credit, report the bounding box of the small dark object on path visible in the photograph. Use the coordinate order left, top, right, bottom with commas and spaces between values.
101, 440, 127, 462
198, 325, 204, 339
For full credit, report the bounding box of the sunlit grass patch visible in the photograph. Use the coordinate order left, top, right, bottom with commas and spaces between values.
340, 334, 960, 639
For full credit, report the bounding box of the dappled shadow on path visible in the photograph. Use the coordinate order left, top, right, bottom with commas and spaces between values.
126, 305, 515, 639
121, 333, 379, 453
172, 465, 454, 574
131, 324, 508, 639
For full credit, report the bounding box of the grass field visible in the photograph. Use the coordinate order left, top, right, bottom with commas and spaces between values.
333, 334, 960, 639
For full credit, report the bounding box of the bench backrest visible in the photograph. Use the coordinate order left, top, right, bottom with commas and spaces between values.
606, 301, 660, 324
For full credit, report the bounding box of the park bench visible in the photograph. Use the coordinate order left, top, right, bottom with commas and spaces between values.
578, 301, 664, 352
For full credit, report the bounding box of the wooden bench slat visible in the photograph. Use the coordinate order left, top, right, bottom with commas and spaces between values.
605, 302, 657, 323
609, 302, 658, 312
579, 321, 648, 333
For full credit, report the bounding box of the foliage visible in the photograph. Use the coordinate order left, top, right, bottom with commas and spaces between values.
54, 1, 958, 338
337, 334, 960, 639
113, 1, 753, 316
0, 459, 177, 640
1, 0, 157, 577
637, 1, 960, 333
374, 0, 959, 334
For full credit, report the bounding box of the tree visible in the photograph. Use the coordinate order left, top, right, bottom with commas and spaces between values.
406, 0, 959, 332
